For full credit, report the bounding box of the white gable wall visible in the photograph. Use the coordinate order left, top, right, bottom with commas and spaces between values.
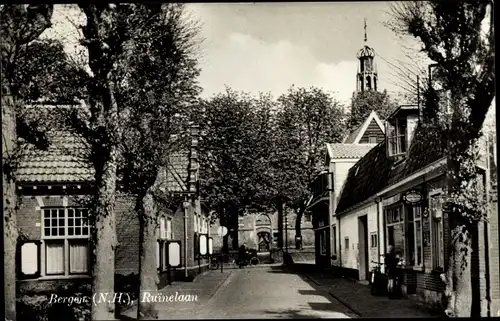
338, 202, 378, 280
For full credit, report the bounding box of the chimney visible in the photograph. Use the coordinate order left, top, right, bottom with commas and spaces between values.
188, 124, 200, 194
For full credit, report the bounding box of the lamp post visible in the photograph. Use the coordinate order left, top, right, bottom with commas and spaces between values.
285, 211, 288, 257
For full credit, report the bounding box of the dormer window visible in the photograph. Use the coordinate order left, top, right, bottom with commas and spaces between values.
385, 105, 419, 159
387, 117, 407, 156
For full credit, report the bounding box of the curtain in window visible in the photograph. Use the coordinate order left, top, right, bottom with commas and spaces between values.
69, 241, 88, 273
46, 241, 64, 274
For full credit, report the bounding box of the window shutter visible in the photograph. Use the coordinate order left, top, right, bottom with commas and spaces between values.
17, 241, 41, 279
166, 218, 172, 240
160, 218, 166, 239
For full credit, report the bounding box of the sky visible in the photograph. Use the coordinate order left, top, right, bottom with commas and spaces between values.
41, 3, 435, 106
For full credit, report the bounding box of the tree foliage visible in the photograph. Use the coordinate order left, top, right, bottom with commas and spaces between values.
273, 86, 346, 238
199, 86, 346, 249
116, 5, 202, 318
119, 3, 202, 198
1, 5, 54, 321
11, 39, 88, 103
198, 89, 274, 214
390, 1, 494, 317
348, 89, 398, 130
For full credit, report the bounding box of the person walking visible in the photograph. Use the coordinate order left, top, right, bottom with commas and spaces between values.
238, 243, 247, 268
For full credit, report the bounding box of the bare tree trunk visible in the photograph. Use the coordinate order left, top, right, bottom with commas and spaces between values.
2, 94, 18, 321
137, 188, 160, 319
276, 201, 284, 249
442, 128, 483, 317
1, 6, 53, 320
443, 211, 474, 317
92, 147, 119, 320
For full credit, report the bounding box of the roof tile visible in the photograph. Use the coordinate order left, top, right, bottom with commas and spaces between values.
336, 124, 446, 214
327, 143, 377, 159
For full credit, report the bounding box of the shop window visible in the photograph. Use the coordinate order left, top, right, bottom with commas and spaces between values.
385, 205, 404, 258
385, 203, 424, 267
406, 205, 423, 267
42, 208, 90, 276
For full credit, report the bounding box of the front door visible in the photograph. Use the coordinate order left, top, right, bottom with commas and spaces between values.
257, 232, 270, 252
358, 215, 369, 280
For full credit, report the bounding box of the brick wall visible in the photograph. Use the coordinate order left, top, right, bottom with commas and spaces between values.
115, 195, 139, 275
488, 198, 500, 316
417, 272, 445, 293
18, 196, 43, 240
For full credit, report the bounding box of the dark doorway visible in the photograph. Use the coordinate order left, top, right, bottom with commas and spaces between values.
257, 231, 271, 252
358, 215, 369, 280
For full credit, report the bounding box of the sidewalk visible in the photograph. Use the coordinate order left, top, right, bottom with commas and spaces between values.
120, 270, 232, 320
298, 266, 446, 318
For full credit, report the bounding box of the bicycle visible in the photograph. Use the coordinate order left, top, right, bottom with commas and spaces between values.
209, 254, 221, 270
370, 261, 386, 296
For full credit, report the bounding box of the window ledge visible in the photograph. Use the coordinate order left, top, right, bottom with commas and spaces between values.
19, 275, 91, 282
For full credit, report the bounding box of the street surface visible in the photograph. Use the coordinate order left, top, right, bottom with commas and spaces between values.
202, 266, 357, 319
121, 265, 357, 319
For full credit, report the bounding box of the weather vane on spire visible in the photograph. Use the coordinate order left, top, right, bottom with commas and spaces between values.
364, 18, 367, 43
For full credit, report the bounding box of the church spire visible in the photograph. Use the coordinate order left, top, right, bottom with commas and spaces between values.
356, 18, 378, 92
364, 18, 367, 43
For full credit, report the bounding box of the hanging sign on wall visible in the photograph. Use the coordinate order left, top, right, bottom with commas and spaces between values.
402, 190, 424, 205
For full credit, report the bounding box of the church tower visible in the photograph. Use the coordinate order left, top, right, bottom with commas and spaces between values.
356, 19, 378, 92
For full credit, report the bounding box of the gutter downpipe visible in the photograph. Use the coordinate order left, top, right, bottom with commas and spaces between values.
376, 196, 381, 265
183, 199, 189, 279
328, 170, 335, 268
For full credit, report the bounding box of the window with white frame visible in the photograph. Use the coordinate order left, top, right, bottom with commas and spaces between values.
406, 205, 424, 267
387, 117, 407, 156
430, 194, 445, 270
385, 204, 404, 258
42, 208, 90, 275
385, 203, 424, 267
159, 217, 167, 239
344, 237, 349, 250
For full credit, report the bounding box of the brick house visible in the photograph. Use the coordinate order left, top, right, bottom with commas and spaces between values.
235, 208, 314, 262
308, 110, 384, 267
15, 107, 216, 296
332, 104, 498, 315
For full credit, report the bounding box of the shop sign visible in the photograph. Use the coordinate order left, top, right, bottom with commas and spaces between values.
402, 190, 424, 205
